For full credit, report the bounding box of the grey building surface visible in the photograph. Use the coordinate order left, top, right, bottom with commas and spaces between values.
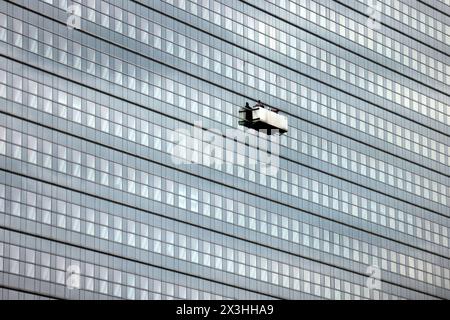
0, 0, 449, 300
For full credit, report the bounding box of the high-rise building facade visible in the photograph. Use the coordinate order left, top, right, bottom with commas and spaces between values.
0, 0, 449, 300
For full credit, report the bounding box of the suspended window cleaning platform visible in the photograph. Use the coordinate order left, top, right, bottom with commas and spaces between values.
239, 101, 288, 135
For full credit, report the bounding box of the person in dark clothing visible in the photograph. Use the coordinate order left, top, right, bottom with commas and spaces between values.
256, 100, 264, 108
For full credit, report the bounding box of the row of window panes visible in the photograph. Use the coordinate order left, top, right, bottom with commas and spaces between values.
96, 0, 450, 123
3, 12, 449, 171
0, 193, 420, 300
263, 0, 450, 84
1, 127, 449, 289
357, 0, 450, 43
1, 76, 449, 249
0, 241, 240, 300
24, 2, 448, 169
1, 175, 448, 291
1, 11, 448, 242
3, 16, 445, 195
158, 0, 450, 113
1, 69, 448, 249
20, 1, 450, 129
1, 61, 448, 209
0, 240, 396, 300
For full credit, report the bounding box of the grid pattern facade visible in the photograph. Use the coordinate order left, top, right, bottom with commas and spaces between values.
0, 0, 449, 300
